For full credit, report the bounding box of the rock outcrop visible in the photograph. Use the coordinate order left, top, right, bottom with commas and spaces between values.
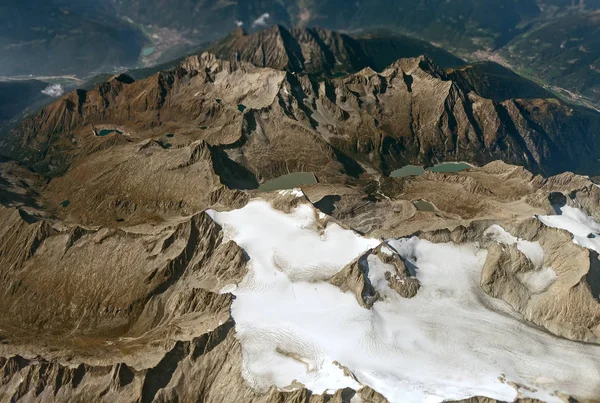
481, 219, 600, 343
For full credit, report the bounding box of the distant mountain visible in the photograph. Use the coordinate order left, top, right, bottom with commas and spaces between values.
0, 80, 52, 129
209, 26, 372, 77
447, 61, 555, 102
196, 26, 554, 105
110, 0, 600, 109
0, 0, 145, 77
3, 0, 599, 108
1, 24, 582, 144
209, 26, 465, 78
0, 25, 464, 134
501, 10, 600, 109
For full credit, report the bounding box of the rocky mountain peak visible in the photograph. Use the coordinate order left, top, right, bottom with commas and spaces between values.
4, 42, 600, 181
381, 55, 448, 79
209, 25, 371, 77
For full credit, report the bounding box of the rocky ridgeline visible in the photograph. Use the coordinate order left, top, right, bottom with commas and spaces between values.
3, 46, 600, 182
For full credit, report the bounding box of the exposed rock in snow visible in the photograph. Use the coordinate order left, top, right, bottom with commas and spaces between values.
484, 224, 545, 268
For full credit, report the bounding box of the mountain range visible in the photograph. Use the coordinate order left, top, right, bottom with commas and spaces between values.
1, 15, 600, 402
4, 1, 600, 398
3, 26, 600, 184
1, 0, 599, 109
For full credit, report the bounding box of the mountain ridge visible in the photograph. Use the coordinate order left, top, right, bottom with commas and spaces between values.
208, 25, 465, 78
3, 46, 600, 183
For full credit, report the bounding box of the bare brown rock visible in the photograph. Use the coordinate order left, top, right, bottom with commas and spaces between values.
329, 250, 379, 308
480, 220, 600, 343
481, 243, 535, 312
209, 26, 372, 78
376, 246, 421, 298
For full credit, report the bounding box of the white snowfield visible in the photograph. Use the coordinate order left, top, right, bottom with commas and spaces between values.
207, 198, 600, 403
538, 205, 600, 253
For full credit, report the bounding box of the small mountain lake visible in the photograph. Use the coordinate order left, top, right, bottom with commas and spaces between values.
428, 162, 472, 173
413, 199, 435, 212
258, 172, 317, 192
390, 162, 472, 178
390, 165, 425, 178
98, 129, 123, 137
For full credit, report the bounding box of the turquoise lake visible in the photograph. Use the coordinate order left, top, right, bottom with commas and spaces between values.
390, 162, 472, 178
259, 172, 317, 192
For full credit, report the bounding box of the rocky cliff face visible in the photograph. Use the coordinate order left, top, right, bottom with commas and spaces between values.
0, 200, 250, 402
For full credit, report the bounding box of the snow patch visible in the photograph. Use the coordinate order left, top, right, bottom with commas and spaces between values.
379, 244, 395, 256
484, 224, 545, 267
349, 394, 363, 403
365, 254, 397, 299
207, 201, 378, 284
252, 13, 270, 27
518, 266, 558, 294
41, 83, 64, 97
278, 188, 304, 198
538, 205, 600, 253
220, 284, 237, 294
